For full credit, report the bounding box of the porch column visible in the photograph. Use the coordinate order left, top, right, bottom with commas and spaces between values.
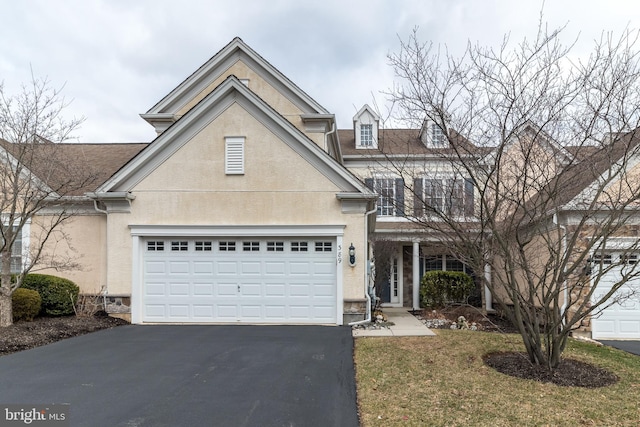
484, 263, 493, 311
412, 241, 420, 310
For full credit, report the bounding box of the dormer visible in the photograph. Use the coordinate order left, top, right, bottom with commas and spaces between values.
419, 118, 447, 148
353, 104, 380, 149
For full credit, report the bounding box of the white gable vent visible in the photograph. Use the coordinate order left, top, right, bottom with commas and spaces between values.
225, 136, 245, 175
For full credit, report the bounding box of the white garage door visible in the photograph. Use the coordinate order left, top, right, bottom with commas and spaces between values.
591, 253, 640, 340
141, 237, 337, 324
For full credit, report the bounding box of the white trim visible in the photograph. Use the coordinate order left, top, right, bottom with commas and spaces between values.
145, 37, 329, 117
100, 78, 371, 195
129, 224, 345, 237
336, 234, 344, 325
131, 234, 142, 324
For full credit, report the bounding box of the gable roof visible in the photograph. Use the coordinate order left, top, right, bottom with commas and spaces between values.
98, 76, 371, 195
144, 37, 329, 123
0, 139, 146, 196
517, 129, 640, 221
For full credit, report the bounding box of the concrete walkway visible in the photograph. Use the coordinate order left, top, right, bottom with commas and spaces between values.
352, 307, 436, 337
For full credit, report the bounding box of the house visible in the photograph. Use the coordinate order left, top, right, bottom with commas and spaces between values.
3, 38, 376, 325
3, 38, 639, 339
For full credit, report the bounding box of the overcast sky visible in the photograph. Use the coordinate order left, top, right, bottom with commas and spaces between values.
1, 0, 639, 143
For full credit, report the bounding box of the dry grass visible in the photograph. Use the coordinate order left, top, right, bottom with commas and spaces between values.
355, 330, 640, 426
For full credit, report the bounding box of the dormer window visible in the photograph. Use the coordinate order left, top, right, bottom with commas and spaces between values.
420, 119, 448, 148
361, 124, 374, 147
431, 123, 445, 147
353, 104, 380, 149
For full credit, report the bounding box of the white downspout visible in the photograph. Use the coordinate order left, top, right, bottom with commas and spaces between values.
92, 200, 109, 308
349, 205, 377, 326
325, 122, 336, 153
553, 213, 568, 322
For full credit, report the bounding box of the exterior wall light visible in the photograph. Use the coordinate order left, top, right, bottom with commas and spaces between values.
349, 243, 356, 267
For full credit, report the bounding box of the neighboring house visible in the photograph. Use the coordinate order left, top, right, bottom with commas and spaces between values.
3, 38, 639, 338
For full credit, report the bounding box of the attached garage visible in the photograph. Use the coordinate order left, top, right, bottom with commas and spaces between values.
591, 252, 640, 340
130, 226, 345, 325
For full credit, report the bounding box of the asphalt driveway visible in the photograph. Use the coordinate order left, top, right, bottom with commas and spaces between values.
600, 340, 640, 356
0, 325, 359, 427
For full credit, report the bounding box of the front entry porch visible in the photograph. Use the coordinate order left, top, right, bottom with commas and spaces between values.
377, 241, 479, 310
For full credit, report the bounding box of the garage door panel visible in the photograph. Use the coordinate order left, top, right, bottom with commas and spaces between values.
168, 283, 190, 296
240, 305, 262, 319
592, 253, 640, 339
241, 262, 262, 275
168, 261, 190, 274
619, 321, 640, 333
145, 305, 166, 318
168, 305, 189, 318
265, 262, 286, 275
142, 237, 337, 323
289, 283, 310, 296
314, 284, 334, 297
192, 305, 214, 318
217, 305, 238, 319
145, 261, 166, 274
193, 283, 214, 296
217, 262, 238, 274
241, 283, 262, 296
264, 306, 286, 319
146, 283, 166, 296
289, 262, 313, 276
193, 261, 214, 274
265, 283, 286, 296
217, 283, 238, 296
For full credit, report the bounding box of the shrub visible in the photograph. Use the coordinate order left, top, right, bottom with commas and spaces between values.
12, 288, 42, 321
21, 274, 80, 316
420, 270, 475, 308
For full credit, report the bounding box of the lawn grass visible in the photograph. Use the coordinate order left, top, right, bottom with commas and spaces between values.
354, 330, 640, 426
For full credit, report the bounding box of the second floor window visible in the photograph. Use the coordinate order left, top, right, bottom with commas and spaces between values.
360, 124, 374, 147
365, 177, 405, 217
430, 123, 446, 147
414, 177, 474, 217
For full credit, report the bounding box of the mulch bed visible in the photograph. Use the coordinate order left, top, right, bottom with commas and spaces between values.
0, 312, 128, 356
484, 351, 619, 388
414, 306, 619, 388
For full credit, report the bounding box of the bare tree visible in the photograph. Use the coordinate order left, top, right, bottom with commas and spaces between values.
384, 24, 640, 370
0, 76, 95, 327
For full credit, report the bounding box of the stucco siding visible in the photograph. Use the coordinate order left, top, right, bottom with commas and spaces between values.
177, 60, 306, 132
105, 102, 367, 301
31, 213, 107, 294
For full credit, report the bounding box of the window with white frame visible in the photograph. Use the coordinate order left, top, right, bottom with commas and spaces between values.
415, 177, 473, 217
225, 136, 245, 175
430, 123, 446, 147
1, 223, 28, 273
360, 124, 374, 147
365, 177, 405, 217
420, 254, 472, 276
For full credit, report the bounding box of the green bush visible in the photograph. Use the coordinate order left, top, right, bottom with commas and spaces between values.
21, 274, 79, 316
12, 288, 42, 321
420, 270, 475, 308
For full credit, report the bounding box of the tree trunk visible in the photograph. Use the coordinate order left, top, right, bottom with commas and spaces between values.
0, 250, 13, 327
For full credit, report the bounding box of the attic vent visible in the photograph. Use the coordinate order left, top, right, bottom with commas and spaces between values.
225, 136, 245, 175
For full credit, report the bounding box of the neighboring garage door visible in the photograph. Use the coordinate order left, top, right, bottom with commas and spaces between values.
142, 237, 337, 324
591, 253, 640, 340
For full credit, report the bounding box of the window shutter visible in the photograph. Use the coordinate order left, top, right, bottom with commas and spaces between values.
464, 178, 474, 216
225, 137, 245, 175
413, 178, 423, 217
395, 178, 405, 216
